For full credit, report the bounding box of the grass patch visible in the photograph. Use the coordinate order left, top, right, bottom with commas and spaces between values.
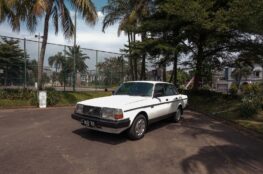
0, 99, 32, 108
235, 119, 263, 134
0, 91, 111, 108
57, 91, 111, 106
185, 90, 263, 134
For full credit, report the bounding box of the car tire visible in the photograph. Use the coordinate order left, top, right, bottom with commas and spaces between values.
173, 108, 182, 123
128, 115, 147, 140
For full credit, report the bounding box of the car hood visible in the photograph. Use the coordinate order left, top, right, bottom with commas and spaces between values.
78, 95, 148, 109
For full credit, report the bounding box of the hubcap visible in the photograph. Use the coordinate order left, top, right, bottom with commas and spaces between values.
176, 110, 181, 121
135, 119, 146, 137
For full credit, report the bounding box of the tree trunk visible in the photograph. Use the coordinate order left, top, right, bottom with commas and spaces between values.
4, 65, 8, 86
169, 71, 174, 83
140, 32, 146, 80
133, 32, 138, 80
173, 52, 178, 86
38, 10, 51, 90
127, 32, 134, 80
193, 43, 204, 89
162, 63, 166, 81
193, 34, 204, 89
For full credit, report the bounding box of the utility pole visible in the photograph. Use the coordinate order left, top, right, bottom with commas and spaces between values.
24, 38, 27, 89
73, 9, 77, 92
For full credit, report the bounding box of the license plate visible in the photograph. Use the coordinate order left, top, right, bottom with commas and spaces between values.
81, 120, 96, 127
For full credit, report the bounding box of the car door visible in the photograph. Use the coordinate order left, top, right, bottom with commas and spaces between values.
150, 83, 171, 119
164, 84, 180, 114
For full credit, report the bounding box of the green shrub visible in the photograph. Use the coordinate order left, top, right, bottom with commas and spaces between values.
201, 84, 211, 90
241, 83, 261, 96
30, 90, 60, 106
0, 89, 35, 100
229, 83, 238, 96
47, 90, 60, 106
30, 92, 38, 106
240, 95, 261, 118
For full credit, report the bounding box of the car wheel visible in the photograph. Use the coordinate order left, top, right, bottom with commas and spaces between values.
128, 115, 147, 140
173, 108, 182, 123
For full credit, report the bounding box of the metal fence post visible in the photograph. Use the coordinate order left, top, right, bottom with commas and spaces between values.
24, 38, 27, 89
64, 45, 66, 92
96, 50, 98, 91
121, 55, 124, 83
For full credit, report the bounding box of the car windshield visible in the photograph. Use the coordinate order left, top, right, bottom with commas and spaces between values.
115, 82, 154, 97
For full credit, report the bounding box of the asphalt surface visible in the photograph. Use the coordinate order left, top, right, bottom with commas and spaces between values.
1, 108, 263, 174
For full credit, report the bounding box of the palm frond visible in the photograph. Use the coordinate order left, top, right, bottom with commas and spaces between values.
52, 6, 59, 35
58, 2, 74, 38
71, 0, 97, 25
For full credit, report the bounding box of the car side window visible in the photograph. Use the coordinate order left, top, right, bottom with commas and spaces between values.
164, 84, 176, 96
154, 84, 165, 97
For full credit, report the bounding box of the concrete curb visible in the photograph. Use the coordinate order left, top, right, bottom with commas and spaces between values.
0, 105, 75, 111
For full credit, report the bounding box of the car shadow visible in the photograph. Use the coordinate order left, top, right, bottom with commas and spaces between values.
72, 128, 127, 145
72, 117, 182, 145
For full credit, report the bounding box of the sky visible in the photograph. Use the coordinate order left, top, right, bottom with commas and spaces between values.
0, 0, 127, 53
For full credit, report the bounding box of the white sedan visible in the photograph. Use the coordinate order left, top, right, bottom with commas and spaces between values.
72, 81, 188, 140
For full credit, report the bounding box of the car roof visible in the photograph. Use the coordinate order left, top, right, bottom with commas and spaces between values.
124, 81, 173, 85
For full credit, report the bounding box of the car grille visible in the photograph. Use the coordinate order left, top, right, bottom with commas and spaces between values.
83, 106, 102, 117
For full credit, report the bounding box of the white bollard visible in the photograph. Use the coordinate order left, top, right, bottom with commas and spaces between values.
39, 91, 47, 108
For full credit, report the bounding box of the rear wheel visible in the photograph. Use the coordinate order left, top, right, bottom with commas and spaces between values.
128, 115, 147, 140
173, 108, 182, 123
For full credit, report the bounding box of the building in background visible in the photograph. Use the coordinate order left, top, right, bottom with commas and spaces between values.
213, 64, 263, 93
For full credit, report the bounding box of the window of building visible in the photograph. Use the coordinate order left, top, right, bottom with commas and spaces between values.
254, 71, 261, 78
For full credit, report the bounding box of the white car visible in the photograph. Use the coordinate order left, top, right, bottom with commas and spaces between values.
71, 81, 188, 140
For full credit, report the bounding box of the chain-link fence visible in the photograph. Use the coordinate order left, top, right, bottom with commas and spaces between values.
0, 35, 128, 91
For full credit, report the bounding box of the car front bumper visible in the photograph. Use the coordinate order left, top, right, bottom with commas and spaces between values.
71, 113, 130, 134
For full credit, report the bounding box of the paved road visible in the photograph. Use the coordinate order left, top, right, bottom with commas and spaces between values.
0, 108, 263, 174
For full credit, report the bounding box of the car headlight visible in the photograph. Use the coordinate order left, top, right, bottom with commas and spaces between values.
75, 104, 83, 114
102, 108, 123, 120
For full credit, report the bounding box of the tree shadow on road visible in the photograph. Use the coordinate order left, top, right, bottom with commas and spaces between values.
180, 114, 263, 174
181, 145, 263, 174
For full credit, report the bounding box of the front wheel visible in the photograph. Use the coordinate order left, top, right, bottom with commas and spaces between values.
128, 115, 147, 140
173, 108, 182, 123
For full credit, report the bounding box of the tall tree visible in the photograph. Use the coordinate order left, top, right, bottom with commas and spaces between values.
102, 0, 137, 80
0, 37, 25, 86
0, 0, 97, 89
64, 45, 89, 74
48, 52, 65, 73
97, 56, 128, 86
161, 0, 261, 89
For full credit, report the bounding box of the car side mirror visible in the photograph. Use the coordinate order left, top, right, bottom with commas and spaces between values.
153, 92, 162, 98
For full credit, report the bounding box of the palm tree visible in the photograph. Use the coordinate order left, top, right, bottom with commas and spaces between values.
102, 0, 138, 80
0, 0, 38, 32
0, 0, 97, 89
65, 45, 89, 74
48, 52, 65, 73
102, 0, 153, 80
133, 0, 153, 80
